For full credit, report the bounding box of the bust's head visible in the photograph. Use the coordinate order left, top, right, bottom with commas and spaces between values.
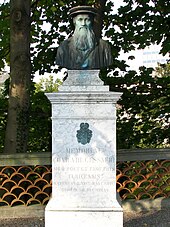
55, 5, 113, 69
69, 6, 97, 28
68, 7, 97, 52
69, 5, 98, 17
73, 14, 93, 30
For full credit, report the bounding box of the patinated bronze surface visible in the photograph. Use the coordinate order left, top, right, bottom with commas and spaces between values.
56, 6, 113, 70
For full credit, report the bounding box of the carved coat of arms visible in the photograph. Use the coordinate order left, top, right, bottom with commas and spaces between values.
76, 123, 92, 145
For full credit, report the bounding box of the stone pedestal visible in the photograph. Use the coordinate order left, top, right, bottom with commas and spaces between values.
45, 70, 123, 227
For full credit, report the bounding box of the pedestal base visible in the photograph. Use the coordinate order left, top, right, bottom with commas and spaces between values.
45, 70, 123, 227
45, 199, 123, 227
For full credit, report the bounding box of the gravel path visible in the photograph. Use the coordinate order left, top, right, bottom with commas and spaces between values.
124, 208, 170, 227
0, 209, 170, 227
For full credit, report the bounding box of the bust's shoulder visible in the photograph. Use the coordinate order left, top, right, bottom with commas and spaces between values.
58, 38, 70, 52
98, 38, 110, 47
59, 37, 72, 48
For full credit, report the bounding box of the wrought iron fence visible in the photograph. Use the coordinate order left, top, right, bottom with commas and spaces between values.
0, 149, 170, 206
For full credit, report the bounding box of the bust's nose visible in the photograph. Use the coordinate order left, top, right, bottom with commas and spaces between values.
81, 19, 86, 26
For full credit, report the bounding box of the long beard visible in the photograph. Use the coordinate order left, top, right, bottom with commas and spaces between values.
73, 26, 95, 51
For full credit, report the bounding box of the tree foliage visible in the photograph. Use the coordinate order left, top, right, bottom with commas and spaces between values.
0, 0, 169, 152
27, 88, 51, 153
0, 80, 9, 152
0, 0, 169, 71
0, 1, 10, 69
27, 76, 62, 152
105, 64, 170, 149
35, 75, 62, 93
111, 0, 170, 55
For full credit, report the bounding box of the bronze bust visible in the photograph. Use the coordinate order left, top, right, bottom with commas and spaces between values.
56, 6, 113, 70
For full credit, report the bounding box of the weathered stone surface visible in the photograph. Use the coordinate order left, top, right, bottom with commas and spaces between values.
45, 70, 123, 227
45, 210, 123, 227
59, 70, 109, 91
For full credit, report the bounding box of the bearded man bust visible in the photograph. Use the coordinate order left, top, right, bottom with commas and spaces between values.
55, 6, 113, 70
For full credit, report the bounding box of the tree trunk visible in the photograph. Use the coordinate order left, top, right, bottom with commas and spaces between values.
4, 0, 31, 153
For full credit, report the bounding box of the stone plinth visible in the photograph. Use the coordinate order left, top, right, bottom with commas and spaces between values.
45, 70, 123, 227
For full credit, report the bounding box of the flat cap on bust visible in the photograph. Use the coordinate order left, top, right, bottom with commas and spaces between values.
69, 6, 98, 17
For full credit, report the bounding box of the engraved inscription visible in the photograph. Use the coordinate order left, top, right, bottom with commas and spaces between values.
53, 145, 116, 195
